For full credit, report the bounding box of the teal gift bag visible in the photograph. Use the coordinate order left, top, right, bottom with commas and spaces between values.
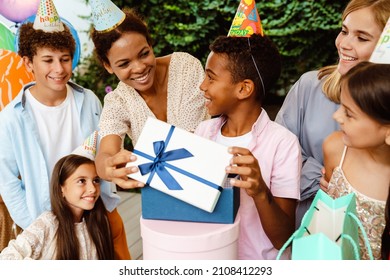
277, 190, 373, 260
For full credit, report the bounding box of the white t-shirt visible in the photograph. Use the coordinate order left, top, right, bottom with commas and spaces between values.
216, 130, 252, 189
25, 85, 83, 179
215, 130, 252, 148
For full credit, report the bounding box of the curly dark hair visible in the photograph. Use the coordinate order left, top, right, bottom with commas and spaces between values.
91, 8, 153, 66
18, 22, 75, 61
209, 34, 281, 103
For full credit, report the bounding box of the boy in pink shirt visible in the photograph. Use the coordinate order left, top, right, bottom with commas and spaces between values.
195, 34, 301, 259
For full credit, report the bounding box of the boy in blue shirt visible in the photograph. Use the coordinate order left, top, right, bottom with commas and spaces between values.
0, 0, 129, 259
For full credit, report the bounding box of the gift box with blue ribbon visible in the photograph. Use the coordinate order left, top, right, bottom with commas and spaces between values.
127, 117, 232, 213
141, 183, 240, 224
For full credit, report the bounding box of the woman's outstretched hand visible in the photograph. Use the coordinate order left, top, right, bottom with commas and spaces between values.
102, 149, 145, 190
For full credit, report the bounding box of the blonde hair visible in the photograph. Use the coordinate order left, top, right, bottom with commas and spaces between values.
318, 0, 390, 103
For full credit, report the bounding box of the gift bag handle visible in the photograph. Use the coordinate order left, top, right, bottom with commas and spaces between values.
338, 233, 359, 259
347, 211, 374, 260
276, 211, 374, 260
275, 231, 361, 260
276, 206, 314, 260
277, 201, 322, 260
276, 229, 298, 260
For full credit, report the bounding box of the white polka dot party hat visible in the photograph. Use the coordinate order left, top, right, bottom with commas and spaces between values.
89, 0, 126, 33
33, 0, 64, 32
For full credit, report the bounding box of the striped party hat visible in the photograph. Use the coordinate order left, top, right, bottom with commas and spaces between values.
72, 131, 99, 161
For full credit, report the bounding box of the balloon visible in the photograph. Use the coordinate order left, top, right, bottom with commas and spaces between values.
0, 0, 40, 23
0, 21, 15, 51
14, 15, 81, 70
0, 49, 35, 110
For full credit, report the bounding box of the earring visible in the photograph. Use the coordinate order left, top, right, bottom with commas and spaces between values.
385, 130, 390, 146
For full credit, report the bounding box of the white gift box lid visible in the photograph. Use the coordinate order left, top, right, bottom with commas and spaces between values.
127, 117, 232, 213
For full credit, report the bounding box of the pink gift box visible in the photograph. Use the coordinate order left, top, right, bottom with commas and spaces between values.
140, 215, 240, 260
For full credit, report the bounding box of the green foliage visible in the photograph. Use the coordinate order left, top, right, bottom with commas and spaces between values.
259, 0, 349, 95
73, 52, 118, 103
85, 0, 238, 65
75, 0, 349, 102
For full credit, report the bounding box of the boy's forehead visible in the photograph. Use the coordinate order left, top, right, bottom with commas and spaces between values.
35, 47, 72, 57
205, 52, 234, 83
206, 52, 229, 71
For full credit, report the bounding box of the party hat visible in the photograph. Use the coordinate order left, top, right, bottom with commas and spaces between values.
33, 0, 64, 32
72, 131, 99, 161
369, 17, 390, 64
90, 0, 126, 33
228, 0, 263, 37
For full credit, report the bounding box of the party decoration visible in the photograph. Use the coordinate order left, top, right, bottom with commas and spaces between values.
33, 0, 64, 32
105, 86, 113, 93
14, 15, 81, 70
0, 49, 35, 111
228, 0, 263, 37
72, 131, 98, 161
89, 0, 126, 32
0, 21, 15, 51
369, 17, 390, 64
0, 0, 40, 23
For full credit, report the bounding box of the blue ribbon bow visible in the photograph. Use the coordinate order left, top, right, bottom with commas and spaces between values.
138, 139, 193, 190
133, 125, 223, 192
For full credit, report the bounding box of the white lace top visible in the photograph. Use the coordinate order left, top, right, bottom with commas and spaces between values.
98, 52, 209, 145
0, 211, 98, 260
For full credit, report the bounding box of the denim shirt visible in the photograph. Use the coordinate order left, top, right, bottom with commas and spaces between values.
0, 81, 120, 229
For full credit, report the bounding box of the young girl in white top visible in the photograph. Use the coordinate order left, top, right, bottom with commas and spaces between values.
323, 61, 390, 259
0, 154, 114, 259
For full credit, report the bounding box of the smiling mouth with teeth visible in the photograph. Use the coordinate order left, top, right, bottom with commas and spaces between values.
82, 196, 95, 202
340, 54, 357, 61
133, 74, 148, 81
50, 74, 70, 81
132, 68, 151, 82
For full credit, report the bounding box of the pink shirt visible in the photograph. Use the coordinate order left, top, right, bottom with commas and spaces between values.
195, 110, 301, 260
